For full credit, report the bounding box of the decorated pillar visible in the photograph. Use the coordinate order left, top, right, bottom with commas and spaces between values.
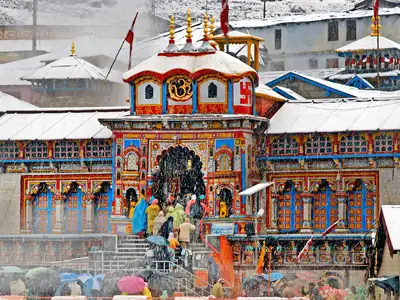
336, 192, 349, 232
84, 193, 95, 233
52, 192, 65, 233
300, 193, 313, 233
24, 195, 35, 233
268, 193, 279, 232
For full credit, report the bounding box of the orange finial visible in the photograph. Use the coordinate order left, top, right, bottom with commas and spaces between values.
71, 41, 76, 55
186, 8, 193, 42
209, 15, 215, 41
203, 12, 209, 41
371, 16, 381, 37
169, 15, 175, 43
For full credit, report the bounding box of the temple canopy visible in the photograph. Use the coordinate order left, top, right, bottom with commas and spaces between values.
336, 35, 400, 54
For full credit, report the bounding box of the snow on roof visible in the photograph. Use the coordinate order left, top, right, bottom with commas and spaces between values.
0, 92, 37, 111
259, 69, 341, 84
255, 85, 287, 101
267, 98, 400, 134
328, 70, 400, 80
231, 8, 400, 28
21, 55, 112, 82
381, 205, 400, 254
123, 50, 258, 82
0, 107, 128, 141
336, 35, 400, 53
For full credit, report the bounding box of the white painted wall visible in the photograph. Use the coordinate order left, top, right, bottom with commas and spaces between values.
0, 173, 21, 234
199, 79, 227, 103
137, 81, 161, 105
233, 77, 253, 107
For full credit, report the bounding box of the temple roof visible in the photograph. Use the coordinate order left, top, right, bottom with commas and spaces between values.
123, 50, 258, 83
267, 98, 400, 134
0, 92, 37, 111
21, 54, 114, 82
0, 107, 128, 141
336, 35, 400, 53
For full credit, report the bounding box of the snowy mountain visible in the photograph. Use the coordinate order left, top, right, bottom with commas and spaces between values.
0, 0, 359, 26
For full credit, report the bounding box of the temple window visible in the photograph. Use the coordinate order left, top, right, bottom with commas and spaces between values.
348, 179, 375, 232
313, 180, 338, 231
346, 19, 357, 41
145, 84, 154, 99
217, 154, 231, 171
328, 20, 339, 41
271, 137, 298, 156
339, 134, 368, 153
125, 152, 139, 171
25, 141, 48, 159
278, 181, 302, 233
85, 140, 112, 158
0, 141, 19, 159
54, 140, 80, 158
305, 136, 333, 155
374, 134, 393, 153
208, 82, 218, 98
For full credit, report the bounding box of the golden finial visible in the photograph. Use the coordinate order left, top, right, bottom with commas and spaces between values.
203, 12, 209, 41
169, 15, 175, 43
71, 41, 76, 55
186, 8, 193, 42
370, 16, 381, 37
209, 16, 215, 41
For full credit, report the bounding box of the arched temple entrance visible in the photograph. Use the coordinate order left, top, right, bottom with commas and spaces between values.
152, 146, 205, 203
33, 182, 55, 233
94, 182, 112, 233
125, 188, 138, 218
64, 182, 85, 233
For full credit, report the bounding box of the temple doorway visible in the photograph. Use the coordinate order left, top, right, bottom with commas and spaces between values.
216, 187, 233, 217
125, 188, 138, 218
152, 146, 205, 204
33, 182, 55, 233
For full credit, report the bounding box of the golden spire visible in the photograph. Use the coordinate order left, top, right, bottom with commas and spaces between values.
71, 41, 76, 55
209, 15, 215, 41
370, 16, 381, 37
169, 15, 175, 43
186, 8, 193, 42
203, 12, 209, 41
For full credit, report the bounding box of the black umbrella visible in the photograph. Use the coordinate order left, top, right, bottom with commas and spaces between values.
138, 270, 154, 282
146, 271, 175, 297
26, 270, 60, 297
100, 276, 120, 297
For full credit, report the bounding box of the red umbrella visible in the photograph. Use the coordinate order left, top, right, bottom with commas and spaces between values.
295, 271, 320, 283
117, 276, 146, 295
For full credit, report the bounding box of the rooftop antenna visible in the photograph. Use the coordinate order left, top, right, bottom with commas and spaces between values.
32, 0, 37, 55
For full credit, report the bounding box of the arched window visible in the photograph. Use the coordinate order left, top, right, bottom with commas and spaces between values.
217, 154, 231, 171
339, 134, 367, 153
145, 85, 154, 99
305, 136, 333, 155
125, 152, 139, 171
374, 134, 393, 153
271, 137, 298, 156
313, 180, 338, 231
0, 141, 19, 159
54, 140, 79, 158
278, 181, 303, 232
86, 139, 112, 158
208, 82, 218, 98
348, 179, 375, 232
26, 141, 48, 159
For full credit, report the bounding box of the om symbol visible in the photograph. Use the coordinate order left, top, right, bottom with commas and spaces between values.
167, 76, 193, 102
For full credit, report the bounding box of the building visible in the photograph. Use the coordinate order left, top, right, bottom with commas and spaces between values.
231, 8, 400, 72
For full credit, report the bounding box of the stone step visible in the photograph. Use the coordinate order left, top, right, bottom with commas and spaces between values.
117, 248, 148, 252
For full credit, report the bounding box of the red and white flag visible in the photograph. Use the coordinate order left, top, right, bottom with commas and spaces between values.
221, 0, 229, 36
296, 236, 314, 264
125, 12, 139, 70
374, 0, 380, 21
321, 219, 341, 237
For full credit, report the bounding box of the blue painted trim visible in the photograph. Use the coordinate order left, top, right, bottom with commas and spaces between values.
110, 139, 116, 233
130, 84, 135, 115
34, 190, 54, 233
228, 80, 234, 114
192, 80, 198, 114
64, 189, 84, 233
272, 86, 297, 100
0, 158, 112, 163
266, 72, 355, 98
241, 152, 246, 206
162, 81, 167, 114
227, 234, 372, 241
257, 153, 396, 161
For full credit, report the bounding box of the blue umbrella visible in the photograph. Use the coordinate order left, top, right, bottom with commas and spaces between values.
95, 274, 105, 283
60, 273, 79, 283
78, 273, 93, 284
263, 272, 284, 282
83, 277, 101, 296
146, 235, 169, 246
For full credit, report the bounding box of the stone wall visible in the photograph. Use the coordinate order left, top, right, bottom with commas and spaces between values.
378, 242, 400, 276
0, 173, 21, 234
378, 168, 400, 206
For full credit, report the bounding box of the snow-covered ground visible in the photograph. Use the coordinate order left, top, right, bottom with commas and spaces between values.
0, 0, 358, 25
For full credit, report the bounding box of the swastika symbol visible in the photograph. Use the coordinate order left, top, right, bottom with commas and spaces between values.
240, 82, 252, 105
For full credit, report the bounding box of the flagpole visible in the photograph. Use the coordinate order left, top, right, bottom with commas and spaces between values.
377, 19, 381, 89
105, 39, 126, 80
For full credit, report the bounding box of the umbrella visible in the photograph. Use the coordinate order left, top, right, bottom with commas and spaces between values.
264, 272, 284, 282
82, 277, 101, 296
138, 270, 154, 282
26, 270, 60, 297
95, 274, 105, 282
0, 266, 24, 274
146, 235, 169, 246
78, 273, 93, 284
283, 272, 298, 281
243, 275, 263, 290
101, 276, 120, 297
60, 273, 79, 283
25, 267, 47, 279
117, 276, 146, 294
296, 271, 320, 283
146, 272, 175, 297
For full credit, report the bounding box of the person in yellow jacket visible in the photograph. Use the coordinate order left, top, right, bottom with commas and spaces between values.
211, 278, 226, 298
145, 199, 160, 235
142, 284, 152, 298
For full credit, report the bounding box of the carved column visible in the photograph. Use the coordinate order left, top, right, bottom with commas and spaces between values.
267, 193, 279, 233
23, 195, 35, 233
52, 192, 65, 233
84, 193, 95, 233
300, 193, 313, 233
336, 192, 349, 232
